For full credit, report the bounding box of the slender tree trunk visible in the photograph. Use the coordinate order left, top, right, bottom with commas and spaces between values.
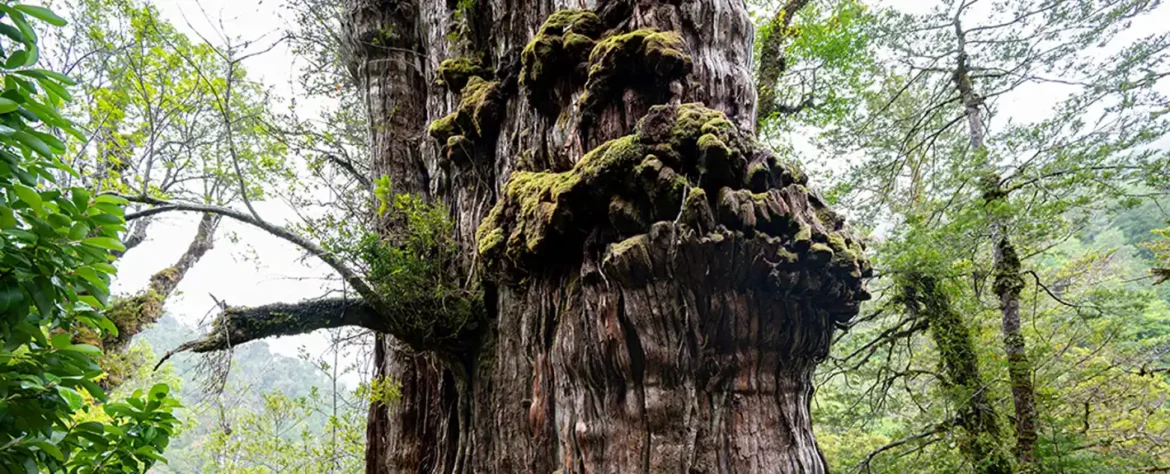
898, 273, 1013, 474
347, 0, 870, 471
993, 236, 1037, 465
953, 19, 1038, 466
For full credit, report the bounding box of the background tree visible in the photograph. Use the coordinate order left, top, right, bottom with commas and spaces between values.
34, 0, 289, 373
804, 0, 1170, 472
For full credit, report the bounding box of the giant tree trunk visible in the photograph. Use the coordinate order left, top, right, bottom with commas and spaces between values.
346, 0, 870, 471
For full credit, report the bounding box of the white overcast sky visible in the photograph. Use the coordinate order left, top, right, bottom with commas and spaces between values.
116, 0, 1168, 372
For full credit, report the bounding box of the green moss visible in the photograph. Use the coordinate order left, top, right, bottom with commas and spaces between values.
477, 135, 645, 267
520, 9, 603, 111
578, 29, 693, 126
478, 227, 505, 256
793, 222, 812, 248
827, 232, 862, 275
697, 133, 731, 163
436, 57, 489, 93
808, 242, 834, 264
427, 77, 504, 165
609, 233, 648, 255
748, 162, 770, 192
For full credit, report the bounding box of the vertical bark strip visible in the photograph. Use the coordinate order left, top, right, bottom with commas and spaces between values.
344, 0, 444, 470
348, 0, 869, 471
993, 238, 1038, 465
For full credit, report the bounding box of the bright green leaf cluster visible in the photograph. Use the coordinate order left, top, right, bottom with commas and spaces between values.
0, 3, 178, 472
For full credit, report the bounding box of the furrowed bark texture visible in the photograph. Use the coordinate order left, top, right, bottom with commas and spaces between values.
346, 0, 868, 472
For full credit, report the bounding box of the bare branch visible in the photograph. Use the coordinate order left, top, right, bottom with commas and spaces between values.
115, 194, 380, 307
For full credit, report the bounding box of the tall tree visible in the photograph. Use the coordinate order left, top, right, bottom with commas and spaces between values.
37, 0, 289, 365
133, 0, 875, 471
810, 0, 1170, 471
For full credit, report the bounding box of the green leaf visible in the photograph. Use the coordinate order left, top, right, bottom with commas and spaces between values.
30, 441, 62, 461
13, 183, 42, 213
5, 50, 28, 69
148, 383, 170, 400
0, 284, 23, 312
79, 378, 106, 401
0, 22, 25, 43
13, 5, 67, 27
74, 266, 105, 288
0, 97, 19, 113
94, 194, 128, 206
14, 130, 51, 157
68, 221, 89, 240
62, 343, 101, 355
71, 187, 90, 211
56, 386, 83, 411
81, 237, 124, 251
50, 332, 71, 349
74, 421, 103, 433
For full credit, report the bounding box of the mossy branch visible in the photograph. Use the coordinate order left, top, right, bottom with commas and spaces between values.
156, 298, 382, 367
755, 0, 812, 127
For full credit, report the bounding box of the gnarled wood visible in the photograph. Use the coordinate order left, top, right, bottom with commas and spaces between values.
345, 0, 871, 471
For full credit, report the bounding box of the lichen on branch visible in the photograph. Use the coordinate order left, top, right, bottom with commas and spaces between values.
171, 298, 384, 354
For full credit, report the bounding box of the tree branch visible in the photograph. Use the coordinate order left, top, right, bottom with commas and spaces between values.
155, 298, 382, 368
755, 0, 811, 128
115, 194, 381, 307
852, 420, 954, 474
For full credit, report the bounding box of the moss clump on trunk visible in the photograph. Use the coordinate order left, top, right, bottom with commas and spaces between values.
578, 30, 693, 128
436, 57, 489, 93
427, 77, 505, 167
519, 9, 604, 114
477, 103, 871, 304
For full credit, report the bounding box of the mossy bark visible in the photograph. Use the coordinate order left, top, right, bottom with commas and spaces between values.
898, 273, 1014, 474
993, 236, 1038, 466
347, 0, 865, 472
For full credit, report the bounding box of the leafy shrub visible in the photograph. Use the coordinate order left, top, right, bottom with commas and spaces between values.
0, 3, 179, 471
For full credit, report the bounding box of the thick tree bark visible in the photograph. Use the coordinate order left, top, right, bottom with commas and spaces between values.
344, 0, 870, 472
898, 273, 1013, 474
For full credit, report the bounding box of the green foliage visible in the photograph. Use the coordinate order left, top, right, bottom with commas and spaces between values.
0, 2, 178, 471
361, 186, 480, 338
361, 375, 401, 407
1148, 226, 1170, 285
